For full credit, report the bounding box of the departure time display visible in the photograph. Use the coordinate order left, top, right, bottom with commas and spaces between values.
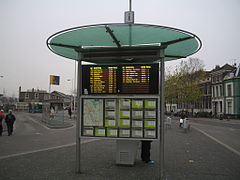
82, 64, 159, 94
89, 66, 117, 94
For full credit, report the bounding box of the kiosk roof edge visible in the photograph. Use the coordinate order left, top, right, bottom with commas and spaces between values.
47, 23, 201, 64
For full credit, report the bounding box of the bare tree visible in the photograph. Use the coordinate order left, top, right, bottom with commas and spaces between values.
166, 58, 205, 115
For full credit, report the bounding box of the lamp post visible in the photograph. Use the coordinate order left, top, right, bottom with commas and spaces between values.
67, 79, 74, 111
0, 76, 4, 96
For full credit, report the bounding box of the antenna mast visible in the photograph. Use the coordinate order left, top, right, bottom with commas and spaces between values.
124, 0, 134, 24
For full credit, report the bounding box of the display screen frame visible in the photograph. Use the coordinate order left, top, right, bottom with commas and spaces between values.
82, 63, 159, 95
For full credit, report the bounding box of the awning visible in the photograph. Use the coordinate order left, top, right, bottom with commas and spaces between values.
47, 23, 201, 64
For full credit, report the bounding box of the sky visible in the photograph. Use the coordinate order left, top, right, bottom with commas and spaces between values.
1, 0, 240, 97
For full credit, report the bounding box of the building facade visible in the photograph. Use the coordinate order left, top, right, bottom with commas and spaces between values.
210, 64, 236, 117
223, 65, 240, 118
18, 87, 49, 103
166, 64, 240, 119
18, 87, 72, 111
195, 71, 212, 113
47, 91, 72, 110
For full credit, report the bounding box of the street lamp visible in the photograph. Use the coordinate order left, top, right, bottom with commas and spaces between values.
0, 76, 4, 96
67, 79, 74, 110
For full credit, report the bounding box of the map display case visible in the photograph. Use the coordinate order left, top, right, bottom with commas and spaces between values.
81, 97, 158, 139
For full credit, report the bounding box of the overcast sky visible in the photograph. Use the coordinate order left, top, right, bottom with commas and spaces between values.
1, 0, 240, 97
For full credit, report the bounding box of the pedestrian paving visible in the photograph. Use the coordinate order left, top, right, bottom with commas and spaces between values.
0, 118, 239, 180
29, 111, 74, 129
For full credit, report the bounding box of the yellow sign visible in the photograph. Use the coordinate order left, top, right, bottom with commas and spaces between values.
50, 75, 60, 85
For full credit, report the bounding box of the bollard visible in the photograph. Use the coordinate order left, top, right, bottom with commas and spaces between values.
183, 118, 189, 133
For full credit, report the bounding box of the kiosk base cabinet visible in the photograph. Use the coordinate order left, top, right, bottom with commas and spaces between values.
116, 140, 140, 165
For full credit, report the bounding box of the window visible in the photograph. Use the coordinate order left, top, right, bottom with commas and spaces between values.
212, 77, 216, 83
212, 87, 215, 97
44, 94, 48, 100
227, 101, 233, 114
204, 85, 207, 94
219, 85, 222, 96
227, 84, 232, 97
220, 101, 223, 113
216, 86, 219, 97
219, 75, 222, 82
208, 85, 211, 95
25, 93, 29, 99
35, 93, 39, 99
208, 97, 212, 109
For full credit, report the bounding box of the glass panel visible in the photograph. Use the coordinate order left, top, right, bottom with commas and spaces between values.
48, 24, 201, 62
51, 25, 115, 47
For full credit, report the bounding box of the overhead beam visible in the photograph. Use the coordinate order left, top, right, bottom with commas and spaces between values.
105, 26, 121, 48
79, 46, 161, 53
83, 51, 158, 59
49, 43, 162, 52
165, 55, 186, 59
161, 36, 194, 46
48, 43, 80, 50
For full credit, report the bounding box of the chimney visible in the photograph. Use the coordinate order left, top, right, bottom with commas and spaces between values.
235, 64, 240, 77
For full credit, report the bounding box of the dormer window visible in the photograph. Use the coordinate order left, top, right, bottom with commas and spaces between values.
25, 93, 29, 99
35, 93, 39, 99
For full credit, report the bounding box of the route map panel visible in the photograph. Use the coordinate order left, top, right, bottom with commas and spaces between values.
82, 98, 158, 139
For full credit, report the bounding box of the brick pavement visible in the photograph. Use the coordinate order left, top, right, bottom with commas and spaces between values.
0, 118, 239, 180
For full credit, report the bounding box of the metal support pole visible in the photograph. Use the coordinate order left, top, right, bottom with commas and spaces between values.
159, 48, 165, 179
129, 0, 132, 11
76, 53, 82, 173
74, 60, 77, 112
49, 83, 51, 93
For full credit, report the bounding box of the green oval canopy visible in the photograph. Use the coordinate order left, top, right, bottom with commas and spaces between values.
47, 23, 201, 64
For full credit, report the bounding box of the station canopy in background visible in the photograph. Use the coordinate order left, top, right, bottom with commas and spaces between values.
47, 23, 201, 64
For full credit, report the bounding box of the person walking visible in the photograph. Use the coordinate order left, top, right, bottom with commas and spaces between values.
0, 110, 5, 136
5, 110, 16, 136
179, 111, 186, 128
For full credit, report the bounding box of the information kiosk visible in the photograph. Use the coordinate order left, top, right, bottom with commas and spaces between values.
47, 22, 201, 177
81, 63, 159, 165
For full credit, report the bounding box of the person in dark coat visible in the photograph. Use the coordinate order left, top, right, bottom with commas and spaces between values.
0, 110, 5, 136
68, 107, 72, 119
141, 140, 154, 164
5, 110, 16, 136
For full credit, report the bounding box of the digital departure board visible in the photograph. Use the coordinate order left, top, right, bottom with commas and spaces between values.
122, 65, 152, 93
89, 66, 117, 94
82, 64, 159, 94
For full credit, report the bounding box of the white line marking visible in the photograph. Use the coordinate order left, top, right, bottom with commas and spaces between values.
193, 126, 240, 157
0, 139, 99, 160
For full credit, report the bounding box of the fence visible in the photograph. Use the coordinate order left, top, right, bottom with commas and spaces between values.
42, 104, 70, 127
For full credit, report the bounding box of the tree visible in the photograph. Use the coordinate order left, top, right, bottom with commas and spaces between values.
166, 58, 205, 114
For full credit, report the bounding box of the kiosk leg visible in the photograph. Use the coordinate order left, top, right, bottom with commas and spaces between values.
76, 58, 82, 173
159, 48, 165, 179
